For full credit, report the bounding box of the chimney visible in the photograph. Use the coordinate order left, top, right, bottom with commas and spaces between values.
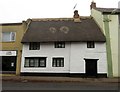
73, 10, 81, 22
90, 1, 96, 9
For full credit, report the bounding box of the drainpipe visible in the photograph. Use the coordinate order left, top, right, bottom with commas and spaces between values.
103, 15, 113, 77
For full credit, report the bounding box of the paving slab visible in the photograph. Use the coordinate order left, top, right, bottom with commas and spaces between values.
1, 75, 120, 83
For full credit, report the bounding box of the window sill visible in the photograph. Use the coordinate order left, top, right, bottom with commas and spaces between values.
2, 41, 15, 43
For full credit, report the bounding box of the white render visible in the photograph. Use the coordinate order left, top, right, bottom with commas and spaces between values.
21, 42, 107, 74
91, 8, 119, 77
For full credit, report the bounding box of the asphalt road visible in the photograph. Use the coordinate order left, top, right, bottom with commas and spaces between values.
2, 81, 119, 91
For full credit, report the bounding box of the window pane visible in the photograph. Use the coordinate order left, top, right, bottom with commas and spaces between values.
52, 59, 56, 67
2, 32, 10, 42
24, 59, 29, 67
39, 59, 46, 67
33, 43, 36, 50
87, 42, 90, 48
57, 59, 60, 67
58, 43, 61, 47
36, 43, 40, 50
62, 43, 65, 48
61, 59, 64, 67
29, 43, 34, 50
34, 58, 39, 67
91, 42, 95, 48
29, 59, 34, 67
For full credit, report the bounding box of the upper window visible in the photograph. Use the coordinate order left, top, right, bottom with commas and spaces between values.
29, 42, 40, 50
87, 41, 95, 48
55, 42, 65, 48
52, 58, 64, 67
2, 32, 16, 42
24, 57, 46, 67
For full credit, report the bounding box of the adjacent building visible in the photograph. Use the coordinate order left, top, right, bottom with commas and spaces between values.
91, 1, 120, 77
20, 11, 107, 77
0, 22, 27, 75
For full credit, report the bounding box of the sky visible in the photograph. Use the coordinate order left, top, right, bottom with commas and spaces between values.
0, 0, 120, 23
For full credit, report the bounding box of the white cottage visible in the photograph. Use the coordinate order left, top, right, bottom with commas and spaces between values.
21, 11, 107, 77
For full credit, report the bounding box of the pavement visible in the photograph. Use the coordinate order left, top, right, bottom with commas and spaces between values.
1, 74, 120, 83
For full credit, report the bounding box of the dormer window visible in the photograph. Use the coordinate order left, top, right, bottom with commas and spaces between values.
29, 42, 40, 50
55, 42, 65, 48
87, 41, 95, 48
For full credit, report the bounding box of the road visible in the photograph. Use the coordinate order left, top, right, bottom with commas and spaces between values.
2, 81, 119, 91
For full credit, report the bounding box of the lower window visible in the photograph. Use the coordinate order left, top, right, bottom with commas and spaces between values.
24, 57, 46, 67
52, 58, 64, 67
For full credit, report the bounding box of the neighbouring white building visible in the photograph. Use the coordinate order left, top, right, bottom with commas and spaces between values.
20, 11, 107, 77
90, 1, 120, 77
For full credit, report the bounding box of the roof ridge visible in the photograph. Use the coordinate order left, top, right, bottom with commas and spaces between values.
96, 7, 120, 9
94, 7, 120, 14
31, 16, 91, 21
32, 18, 73, 21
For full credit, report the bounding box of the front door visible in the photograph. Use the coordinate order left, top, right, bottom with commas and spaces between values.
85, 59, 98, 77
2, 56, 16, 73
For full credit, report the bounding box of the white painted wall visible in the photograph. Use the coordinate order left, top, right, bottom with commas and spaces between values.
21, 42, 107, 74
70, 42, 107, 74
109, 15, 119, 77
91, 9, 105, 34
21, 42, 71, 73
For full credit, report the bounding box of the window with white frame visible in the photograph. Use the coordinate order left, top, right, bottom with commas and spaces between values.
24, 57, 46, 67
52, 58, 64, 67
2, 32, 16, 42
